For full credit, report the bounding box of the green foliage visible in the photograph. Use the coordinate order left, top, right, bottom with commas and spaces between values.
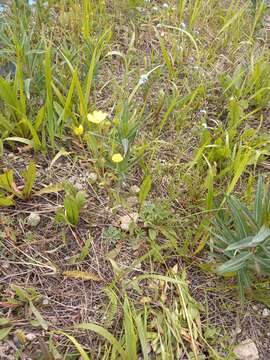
0, 160, 59, 205
7, 284, 49, 330
56, 182, 86, 227
139, 175, 152, 206
211, 176, 270, 299
141, 201, 171, 225
0, 161, 36, 204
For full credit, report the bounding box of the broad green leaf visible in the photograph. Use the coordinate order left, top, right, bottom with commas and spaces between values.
74, 323, 126, 358
139, 175, 152, 205
217, 252, 253, 274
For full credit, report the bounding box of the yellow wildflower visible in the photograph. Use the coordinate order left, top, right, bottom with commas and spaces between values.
87, 110, 108, 124
112, 153, 124, 163
112, 118, 119, 126
73, 124, 84, 136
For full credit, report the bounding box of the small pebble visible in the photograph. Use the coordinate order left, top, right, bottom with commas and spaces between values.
42, 298, 49, 305
120, 212, 139, 231
27, 213, 41, 227
26, 333, 36, 341
262, 308, 270, 318
126, 196, 138, 207
130, 185, 140, 194
234, 339, 259, 360
88, 172, 98, 182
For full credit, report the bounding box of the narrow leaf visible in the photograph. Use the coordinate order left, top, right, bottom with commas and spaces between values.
33, 183, 63, 197
22, 161, 36, 198
0, 327, 12, 341
63, 270, 101, 282
74, 323, 126, 358
54, 331, 91, 360
217, 252, 252, 274
139, 175, 152, 205
0, 197, 14, 206
29, 301, 49, 330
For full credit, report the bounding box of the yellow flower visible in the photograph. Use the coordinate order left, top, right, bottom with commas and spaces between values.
87, 110, 108, 124
73, 124, 84, 136
112, 118, 119, 126
112, 153, 124, 163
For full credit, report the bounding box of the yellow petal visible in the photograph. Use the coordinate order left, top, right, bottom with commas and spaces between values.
73, 125, 84, 136
87, 110, 108, 124
112, 153, 124, 163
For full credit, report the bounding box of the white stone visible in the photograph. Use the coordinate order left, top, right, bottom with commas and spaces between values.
120, 213, 139, 231
262, 308, 270, 318
26, 333, 36, 341
27, 213, 41, 227
127, 196, 138, 207
234, 339, 259, 360
130, 185, 140, 194
88, 172, 98, 182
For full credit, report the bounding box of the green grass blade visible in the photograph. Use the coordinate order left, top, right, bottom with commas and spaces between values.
44, 46, 55, 149
123, 296, 137, 360
74, 323, 126, 358
54, 331, 91, 360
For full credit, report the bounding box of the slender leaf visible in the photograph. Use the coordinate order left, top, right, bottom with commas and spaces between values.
217, 252, 253, 274
74, 323, 126, 358
139, 175, 152, 205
